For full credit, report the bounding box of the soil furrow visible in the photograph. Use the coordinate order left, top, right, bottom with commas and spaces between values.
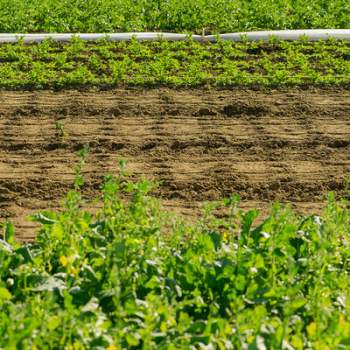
0, 88, 349, 240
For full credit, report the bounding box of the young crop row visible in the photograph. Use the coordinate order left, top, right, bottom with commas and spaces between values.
0, 37, 349, 89
1, 156, 350, 349
0, 0, 349, 34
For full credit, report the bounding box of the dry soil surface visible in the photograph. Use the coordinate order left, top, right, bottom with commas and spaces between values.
0, 88, 350, 240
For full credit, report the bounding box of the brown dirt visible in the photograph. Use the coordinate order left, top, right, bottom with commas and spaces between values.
0, 87, 350, 240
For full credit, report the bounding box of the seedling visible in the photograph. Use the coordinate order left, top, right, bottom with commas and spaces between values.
55, 121, 66, 138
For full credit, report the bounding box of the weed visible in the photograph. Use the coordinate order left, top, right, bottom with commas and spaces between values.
54, 121, 66, 138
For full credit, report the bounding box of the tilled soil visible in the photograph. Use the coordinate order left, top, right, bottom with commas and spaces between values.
0, 88, 350, 240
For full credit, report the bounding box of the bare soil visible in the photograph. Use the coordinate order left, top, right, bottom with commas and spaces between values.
0, 88, 350, 240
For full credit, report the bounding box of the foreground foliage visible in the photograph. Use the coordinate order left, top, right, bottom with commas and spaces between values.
0, 0, 349, 34
1, 158, 350, 349
0, 37, 350, 89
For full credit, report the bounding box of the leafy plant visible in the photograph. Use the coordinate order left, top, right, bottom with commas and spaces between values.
55, 121, 66, 138
1, 155, 350, 349
0, 38, 349, 89
0, 0, 349, 34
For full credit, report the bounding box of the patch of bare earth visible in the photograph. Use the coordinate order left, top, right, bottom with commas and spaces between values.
0, 88, 350, 240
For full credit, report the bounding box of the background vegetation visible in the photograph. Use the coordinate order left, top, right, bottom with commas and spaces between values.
0, 37, 349, 89
0, 0, 349, 34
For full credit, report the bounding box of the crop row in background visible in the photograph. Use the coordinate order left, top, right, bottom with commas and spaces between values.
0, 37, 349, 89
0, 0, 349, 34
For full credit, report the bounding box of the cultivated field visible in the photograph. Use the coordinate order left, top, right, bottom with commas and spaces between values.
2, 3, 350, 347
0, 39, 350, 89
1, 0, 349, 33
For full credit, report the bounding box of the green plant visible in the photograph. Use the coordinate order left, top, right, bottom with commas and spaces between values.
0, 0, 349, 34
1, 155, 350, 349
0, 38, 349, 89
55, 121, 66, 138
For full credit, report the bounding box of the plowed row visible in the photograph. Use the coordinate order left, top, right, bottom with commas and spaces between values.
0, 88, 350, 240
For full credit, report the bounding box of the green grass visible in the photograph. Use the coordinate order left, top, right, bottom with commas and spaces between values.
0, 37, 350, 89
1, 155, 350, 349
0, 0, 349, 34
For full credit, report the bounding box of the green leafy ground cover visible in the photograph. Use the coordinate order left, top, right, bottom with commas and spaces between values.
0, 0, 349, 34
1, 156, 350, 349
0, 37, 350, 89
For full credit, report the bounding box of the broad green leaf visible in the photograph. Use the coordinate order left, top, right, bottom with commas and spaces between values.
306, 322, 317, 338
0, 287, 12, 301
4, 222, 14, 244
126, 333, 140, 347
47, 316, 61, 331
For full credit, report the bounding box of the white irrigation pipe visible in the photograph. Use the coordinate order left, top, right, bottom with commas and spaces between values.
0, 29, 350, 43
206, 29, 350, 42
0, 32, 202, 43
